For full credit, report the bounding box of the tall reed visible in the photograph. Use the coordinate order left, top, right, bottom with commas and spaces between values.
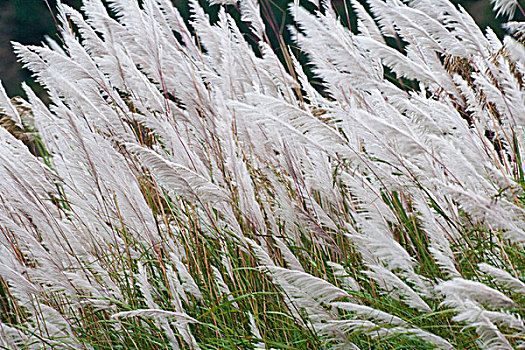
0, 0, 524, 348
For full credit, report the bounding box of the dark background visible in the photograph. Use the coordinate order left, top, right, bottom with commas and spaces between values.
0, 0, 501, 97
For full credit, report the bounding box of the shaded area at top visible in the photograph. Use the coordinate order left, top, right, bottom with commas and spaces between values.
0, 0, 503, 98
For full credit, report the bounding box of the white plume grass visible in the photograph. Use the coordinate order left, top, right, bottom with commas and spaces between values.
0, 0, 525, 348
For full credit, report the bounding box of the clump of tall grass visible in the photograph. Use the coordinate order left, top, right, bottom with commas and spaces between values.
1, 0, 525, 348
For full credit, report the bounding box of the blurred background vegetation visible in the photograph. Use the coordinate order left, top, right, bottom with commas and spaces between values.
0, 0, 503, 97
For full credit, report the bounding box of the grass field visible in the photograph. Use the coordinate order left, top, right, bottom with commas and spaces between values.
0, 0, 525, 348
